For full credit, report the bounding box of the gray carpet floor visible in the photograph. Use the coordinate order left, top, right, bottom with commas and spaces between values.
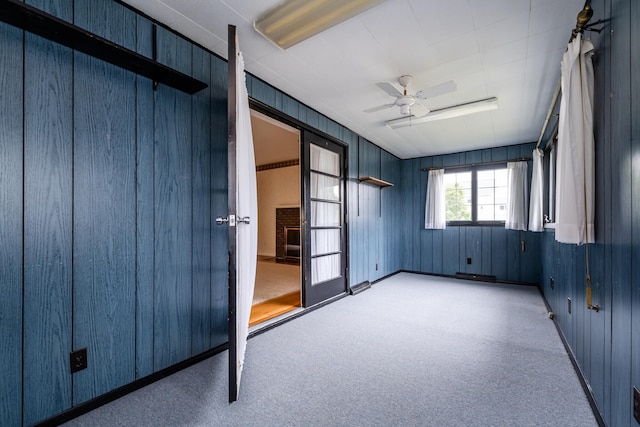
65, 273, 597, 426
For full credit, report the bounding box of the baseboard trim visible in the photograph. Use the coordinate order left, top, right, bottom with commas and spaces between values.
400, 270, 537, 287
34, 343, 228, 427
455, 272, 497, 282
536, 287, 607, 427
349, 280, 371, 295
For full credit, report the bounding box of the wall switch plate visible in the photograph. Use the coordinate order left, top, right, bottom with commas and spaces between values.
634, 386, 640, 424
466, 258, 472, 265
568, 298, 572, 314
70, 348, 87, 373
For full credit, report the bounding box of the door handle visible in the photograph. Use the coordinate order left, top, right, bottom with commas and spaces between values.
216, 214, 237, 226
238, 216, 250, 224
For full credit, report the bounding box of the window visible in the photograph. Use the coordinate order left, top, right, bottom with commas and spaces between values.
444, 165, 507, 225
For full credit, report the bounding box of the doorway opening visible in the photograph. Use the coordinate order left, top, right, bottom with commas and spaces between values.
249, 110, 302, 326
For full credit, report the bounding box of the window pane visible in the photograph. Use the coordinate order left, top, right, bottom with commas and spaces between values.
312, 254, 341, 284
444, 171, 472, 221
311, 229, 341, 256
311, 172, 340, 201
310, 145, 340, 176
311, 201, 340, 227
478, 167, 507, 221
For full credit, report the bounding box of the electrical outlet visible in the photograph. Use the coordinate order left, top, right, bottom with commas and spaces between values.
70, 348, 87, 373
568, 298, 572, 314
550, 277, 555, 290
466, 258, 472, 265
634, 386, 640, 424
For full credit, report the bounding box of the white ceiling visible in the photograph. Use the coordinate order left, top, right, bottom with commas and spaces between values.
120, 0, 585, 159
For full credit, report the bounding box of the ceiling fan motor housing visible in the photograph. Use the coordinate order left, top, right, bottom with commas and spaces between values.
397, 95, 415, 115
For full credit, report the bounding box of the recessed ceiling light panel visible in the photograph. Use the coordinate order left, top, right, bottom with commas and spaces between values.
254, 0, 388, 50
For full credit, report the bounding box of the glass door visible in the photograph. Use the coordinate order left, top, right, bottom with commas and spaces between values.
303, 131, 346, 306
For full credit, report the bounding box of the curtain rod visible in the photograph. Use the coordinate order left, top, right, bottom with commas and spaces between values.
536, 2, 603, 150
421, 157, 531, 171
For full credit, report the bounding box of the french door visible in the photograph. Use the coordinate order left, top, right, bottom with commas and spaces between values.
303, 131, 347, 307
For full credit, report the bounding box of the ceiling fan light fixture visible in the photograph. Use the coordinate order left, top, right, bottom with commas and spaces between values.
386, 97, 499, 129
254, 0, 388, 50
400, 104, 411, 115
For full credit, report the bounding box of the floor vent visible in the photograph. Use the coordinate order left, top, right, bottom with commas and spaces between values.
455, 272, 497, 283
350, 281, 371, 295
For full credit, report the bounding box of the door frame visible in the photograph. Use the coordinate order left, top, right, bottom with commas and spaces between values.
248, 99, 350, 306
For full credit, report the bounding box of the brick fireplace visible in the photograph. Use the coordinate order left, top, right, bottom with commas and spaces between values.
276, 207, 300, 264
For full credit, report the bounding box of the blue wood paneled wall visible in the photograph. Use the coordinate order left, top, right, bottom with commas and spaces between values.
540, 0, 640, 425
0, 0, 229, 424
399, 143, 541, 284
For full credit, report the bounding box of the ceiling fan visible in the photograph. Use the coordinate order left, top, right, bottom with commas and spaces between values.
364, 75, 457, 117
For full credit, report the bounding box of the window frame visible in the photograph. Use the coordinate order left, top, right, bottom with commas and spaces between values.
445, 163, 508, 227
543, 137, 557, 226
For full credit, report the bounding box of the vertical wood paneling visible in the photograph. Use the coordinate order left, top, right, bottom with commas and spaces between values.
442, 227, 460, 275
210, 56, 229, 348
410, 158, 422, 271
0, 20, 23, 427
490, 227, 508, 279
249, 78, 276, 107
465, 227, 482, 274
281, 94, 298, 121
609, 0, 633, 424
520, 232, 540, 283
420, 157, 433, 273
631, 0, 640, 422
481, 227, 492, 275
134, 14, 155, 380
190, 46, 212, 356
350, 137, 362, 284
431, 156, 444, 274
72, 0, 137, 404
154, 27, 193, 370
23, 0, 73, 419
400, 158, 415, 271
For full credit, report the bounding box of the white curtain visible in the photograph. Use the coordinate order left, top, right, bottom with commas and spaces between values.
555, 33, 595, 244
424, 169, 446, 229
235, 47, 258, 388
528, 149, 544, 232
505, 161, 528, 231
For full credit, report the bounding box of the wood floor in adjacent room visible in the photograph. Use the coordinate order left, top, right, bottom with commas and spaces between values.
250, 257, 301, 326
249, 291, 300, 326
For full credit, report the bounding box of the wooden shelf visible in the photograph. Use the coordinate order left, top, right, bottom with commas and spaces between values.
358, 176, 394, 187
0, 0, 208, 94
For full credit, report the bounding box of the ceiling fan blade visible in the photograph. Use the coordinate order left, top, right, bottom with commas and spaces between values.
364, 103, 396, 113
376, 81, 403, 97
416, 80, 457, 99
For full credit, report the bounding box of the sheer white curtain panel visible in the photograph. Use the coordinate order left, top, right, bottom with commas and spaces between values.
505, 161, 528, 231
424, 169, 446, 229
528, 149, 544, 232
